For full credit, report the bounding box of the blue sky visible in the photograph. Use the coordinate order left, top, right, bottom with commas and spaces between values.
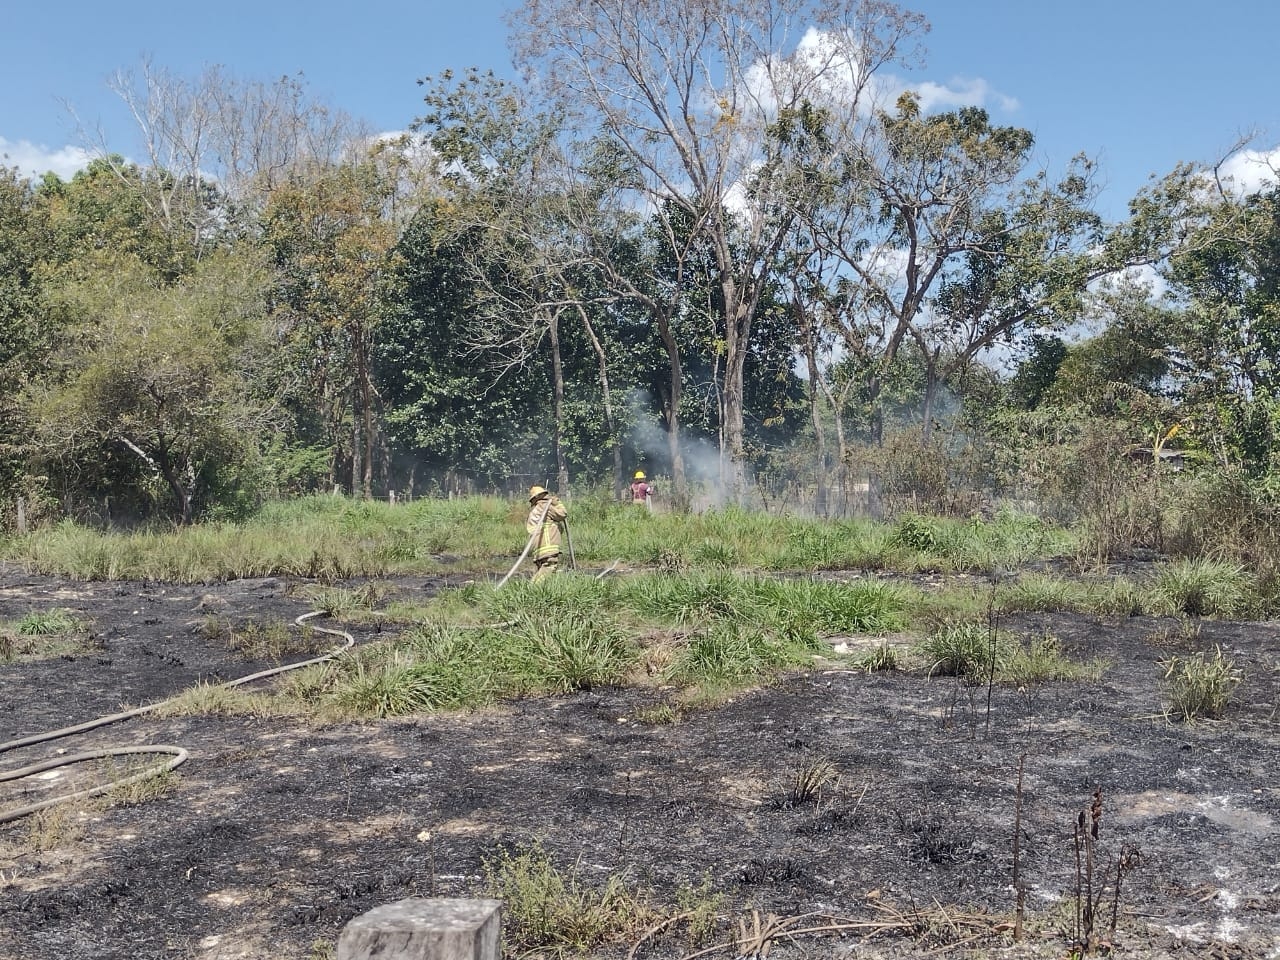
2, 0, 1276, 221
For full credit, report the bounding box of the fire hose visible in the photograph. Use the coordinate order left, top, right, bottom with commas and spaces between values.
0, 608, 354, 824
495, 499, 552, 589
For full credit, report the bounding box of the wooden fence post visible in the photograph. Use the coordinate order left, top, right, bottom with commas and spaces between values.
336, 898, 502, 960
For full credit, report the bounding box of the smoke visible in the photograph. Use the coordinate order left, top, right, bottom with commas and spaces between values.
624, 389, 731, 509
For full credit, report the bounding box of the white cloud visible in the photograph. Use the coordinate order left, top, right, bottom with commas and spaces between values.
910, 77, 1019, 114
737, 27, 865, 118
737, 29, 1016, 121
0, 136, 94, 181
867, 73, 1019, 116
860, 243, 912, 289
1117, 264, 1169, 300
1215, 147, 1280, 196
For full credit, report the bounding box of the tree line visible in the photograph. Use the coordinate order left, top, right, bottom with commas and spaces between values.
1, 0, 1277, 527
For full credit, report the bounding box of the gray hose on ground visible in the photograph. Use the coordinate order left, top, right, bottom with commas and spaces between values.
0, 746, 189, 824
496, 499, 550, 589
0, 608, 353, 824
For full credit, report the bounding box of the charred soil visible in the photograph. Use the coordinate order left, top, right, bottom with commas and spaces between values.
0, 566, 1277, 960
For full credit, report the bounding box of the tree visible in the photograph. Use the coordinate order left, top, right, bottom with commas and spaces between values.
0, 167, 53, 507
377, 201, 552, 493
511, 0, 925, 500
1161, 184, 1280, 471
793, 95, 1111, 445
94, 61, 364, 244
1042, 280, 1173, 413
37, 156, 193, 281
416, 69, 631, 496
24, 252, 278, 523
263, 156, 402, 498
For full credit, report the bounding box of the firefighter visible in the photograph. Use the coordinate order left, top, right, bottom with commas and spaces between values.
629, 470, 653, 508
526, 485, 568, 582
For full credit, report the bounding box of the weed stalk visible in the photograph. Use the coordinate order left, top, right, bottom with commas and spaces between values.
1012, 752, 1026, 942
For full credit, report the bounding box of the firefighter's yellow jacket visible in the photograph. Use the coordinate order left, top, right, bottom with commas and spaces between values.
526, 496, 567, 561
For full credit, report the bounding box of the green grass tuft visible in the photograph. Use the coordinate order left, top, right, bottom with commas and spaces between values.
918, 621, 1013, 681
1162, 645, 1243, 721
1152, 559, 1256, 618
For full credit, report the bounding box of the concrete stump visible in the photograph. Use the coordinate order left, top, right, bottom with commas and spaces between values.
336, 898, 502, 960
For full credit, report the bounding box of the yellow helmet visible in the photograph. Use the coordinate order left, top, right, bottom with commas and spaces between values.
528, 485, 549, 503
633, 470, 646, 480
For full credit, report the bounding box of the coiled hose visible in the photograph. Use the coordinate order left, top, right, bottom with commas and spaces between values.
0, 608, 354, 824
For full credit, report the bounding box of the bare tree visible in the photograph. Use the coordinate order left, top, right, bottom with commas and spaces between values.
417, 70, 622, 496
511, 0, 925, 501
85, 60, 366, 253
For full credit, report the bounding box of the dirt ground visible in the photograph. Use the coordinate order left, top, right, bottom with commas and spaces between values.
0, 564, 1277, 960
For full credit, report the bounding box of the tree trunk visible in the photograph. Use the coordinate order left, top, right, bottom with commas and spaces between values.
799, 303, 829, 517
154, 445, 192, 526
576, 304, 622, 501
921, 362, 939, 446
357, 328, 374, 499
350, 389, 362, 498
549, 311, 569, 494
655, 310, 687, 503
718, 279, 757, 506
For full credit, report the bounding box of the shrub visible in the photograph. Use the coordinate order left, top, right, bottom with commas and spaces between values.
891, 514, 941, 552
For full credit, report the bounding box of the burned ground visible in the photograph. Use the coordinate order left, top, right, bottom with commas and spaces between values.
0, 565, 1277, 960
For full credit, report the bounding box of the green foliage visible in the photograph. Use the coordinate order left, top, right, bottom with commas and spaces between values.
100, 760, 177, 806
918, 622, 1012, 681
891, 514, 941, 552
24, 250, 277, 523
152, 680, 270, 718
503, 612, 637, 693
328, 651, 445, 718
888, 512, 1071, 573
1152, 559, 1255, 618
753, 577, 907, 634
225, 619, 321, 662
1082, 577, 1146, 618
301, 581, 393, 619
858, 643, 900, 672
13, 607, 82, 635
1, 495, 517, 582
674, 876, 724, 947
482, 842, 657, 954
999, 575, 1089, 613
315, 607, 638, 718
1004, 633, 1105, 684
766, 520, 892, 571
623, 572, 759, 625
0, 607, 90, 662
665, 622, 809, 687
1161, 646, 1243, 721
